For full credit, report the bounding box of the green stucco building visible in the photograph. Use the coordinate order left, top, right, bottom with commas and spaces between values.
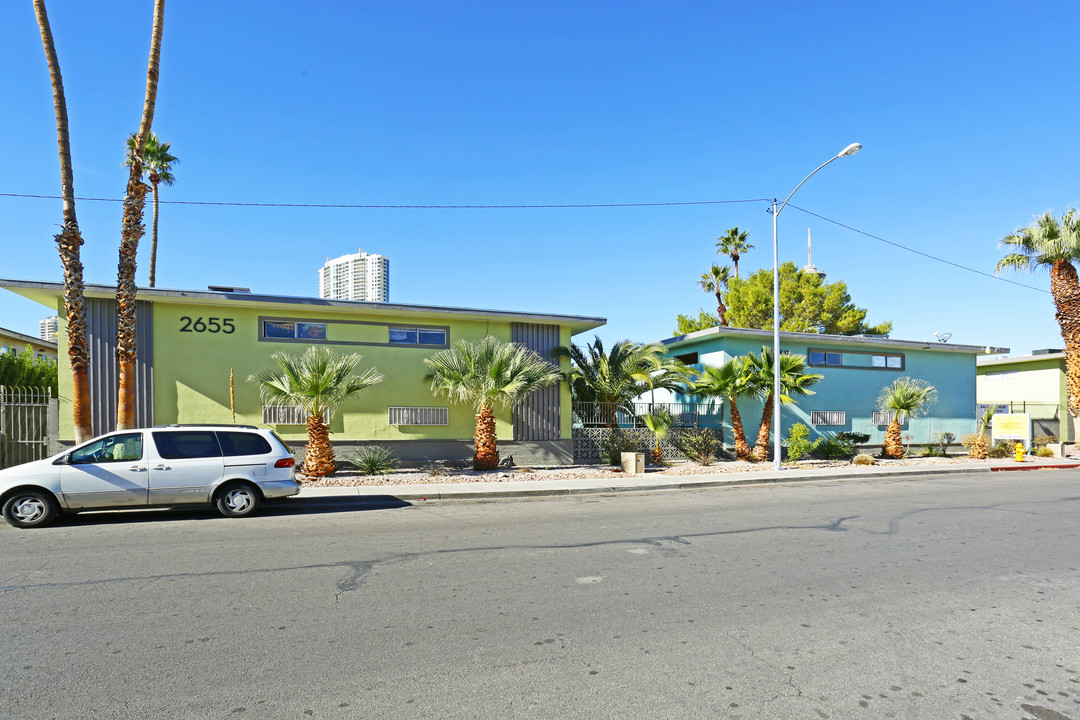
2, 280, 605, 465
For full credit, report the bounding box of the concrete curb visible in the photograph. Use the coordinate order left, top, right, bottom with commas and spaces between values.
295, 460, 1080, 503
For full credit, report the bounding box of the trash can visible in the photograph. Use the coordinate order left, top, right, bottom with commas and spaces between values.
621, 452, 645, 475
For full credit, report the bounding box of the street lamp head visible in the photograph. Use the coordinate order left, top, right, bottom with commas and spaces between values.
837, 142, 862, 158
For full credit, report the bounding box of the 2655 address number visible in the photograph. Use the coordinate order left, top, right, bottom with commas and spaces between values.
180, 316, 235, 333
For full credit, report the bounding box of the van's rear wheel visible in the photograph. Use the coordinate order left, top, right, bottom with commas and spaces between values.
2, 489, 59, 529
215, 482, 261, 518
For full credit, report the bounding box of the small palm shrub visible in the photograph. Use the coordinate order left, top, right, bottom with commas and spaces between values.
675, 428, 721, 466
343, 445, 399, 475
785, 423, 813, 462
600, 429, 640, 466
987, 441, 1012, 459
918, 443, 940, 457
852, 453, 876, 466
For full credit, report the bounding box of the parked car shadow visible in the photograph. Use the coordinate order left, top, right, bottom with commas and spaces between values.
59, 495, 413, 527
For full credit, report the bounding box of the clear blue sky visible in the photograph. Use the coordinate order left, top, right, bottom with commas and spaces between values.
2, 1, 1078, 357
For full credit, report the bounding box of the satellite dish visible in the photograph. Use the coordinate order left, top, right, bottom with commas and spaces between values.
934, 332, 952, 343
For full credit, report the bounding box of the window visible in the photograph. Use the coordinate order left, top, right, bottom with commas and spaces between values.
263, 320, 327, 340
70, 433, 143, 464
810, 411, 846, 426
389, 327, 447, 346
809, 349, 904, 370
152, 431, 222, 459
674, 352, 699, 365
388, 407, 449, 426
216, 432, 272, 457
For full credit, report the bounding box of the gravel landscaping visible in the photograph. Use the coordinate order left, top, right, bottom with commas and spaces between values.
297, 454, 1064, 488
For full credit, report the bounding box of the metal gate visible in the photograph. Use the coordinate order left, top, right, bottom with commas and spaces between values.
0, 386, 57, 468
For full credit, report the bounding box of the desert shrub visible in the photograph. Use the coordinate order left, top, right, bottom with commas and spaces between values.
1035, 446, 1055, 457
987, 441, 1012, 459
835, 432, 870, 448
675, 428, 721, 466
918, 443, 940, 457
936, 431, 956, 456
343, 445, 398, 475
600, 429, 641, 465
421, 459, 466, 476
785, 423, 813, 462
852, 453, 876, 466
960, 433, 978, 449
812, 436, 858, 460
1032, 434, 1057, 448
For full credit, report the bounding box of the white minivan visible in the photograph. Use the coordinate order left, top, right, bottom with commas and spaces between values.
0, 425, 301, 528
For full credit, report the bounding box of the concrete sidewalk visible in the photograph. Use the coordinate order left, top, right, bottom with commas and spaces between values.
295, 458, 1080, 502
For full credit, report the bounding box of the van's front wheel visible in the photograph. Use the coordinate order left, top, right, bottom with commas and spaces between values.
2, 489, 59, 528
215, 482, 261, 518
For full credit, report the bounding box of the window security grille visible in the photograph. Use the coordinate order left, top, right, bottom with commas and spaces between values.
388, 407, 449, 426
872, 411, 906, 426
262, 406, 328, 425
810, 411, 846, 426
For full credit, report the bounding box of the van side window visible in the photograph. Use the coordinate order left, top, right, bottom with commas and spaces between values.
70, 433, 144, 464
152, 431, 222, 459
216, 432, 272, 457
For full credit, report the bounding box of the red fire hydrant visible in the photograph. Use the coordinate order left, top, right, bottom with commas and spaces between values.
1014, 442, 1025, 462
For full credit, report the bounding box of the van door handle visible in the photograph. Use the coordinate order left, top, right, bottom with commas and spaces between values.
128, 465, 147, 472
152, 464, 170, 470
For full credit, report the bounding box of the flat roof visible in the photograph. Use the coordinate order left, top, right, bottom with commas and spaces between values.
0, 325, 57, 350
977, 352, 1064, 367
661, 324, 1008, 355
0, 279, 606, 335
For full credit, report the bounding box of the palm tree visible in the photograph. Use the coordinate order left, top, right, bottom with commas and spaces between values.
641, 408, 677, 464
33, 0, 92, 442
716, 227, 753, 278
876, 377, 937, 459
249, 347, 383, 477
747, 347, 823, 461
689, 357, 760, 460
116, 0, 165, 430
424, 336, 562, 470
969, 405, 995, 460
124, 132, 177, 288
551, 337, 689, 427
698, 265, 732, 325
997, 209, 1080, 439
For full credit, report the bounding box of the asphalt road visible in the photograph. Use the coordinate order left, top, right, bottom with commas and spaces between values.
1, 470, 1078, 720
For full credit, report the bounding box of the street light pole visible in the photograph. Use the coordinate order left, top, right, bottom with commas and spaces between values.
770, 143, 861, 471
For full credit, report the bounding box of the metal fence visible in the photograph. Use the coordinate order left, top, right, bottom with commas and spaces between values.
0, 386, 57, 468
571, 402, 723, 429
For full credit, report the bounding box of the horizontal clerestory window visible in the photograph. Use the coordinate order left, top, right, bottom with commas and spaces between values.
389, 327, 447, 346
808, 349, 904, 370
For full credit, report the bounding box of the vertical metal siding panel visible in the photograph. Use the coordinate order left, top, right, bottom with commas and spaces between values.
512, 323, 560, 441
85, 298, 155, 435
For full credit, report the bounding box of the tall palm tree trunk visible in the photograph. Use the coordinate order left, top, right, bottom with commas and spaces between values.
1049, 260, 1080, 437
474, 405, 499, 470
148, 178, 160, 288
715, 292, 728, 326
116, 0, 165, 430
883, 419, 904, 458
303, 413, 336, 476
728, 397, 752, 460
753, 395, 774, 460
34, 0, 92, 442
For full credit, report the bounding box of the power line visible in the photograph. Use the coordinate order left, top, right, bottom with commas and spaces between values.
0, 192, 771, 209
787, 203, 1051, 296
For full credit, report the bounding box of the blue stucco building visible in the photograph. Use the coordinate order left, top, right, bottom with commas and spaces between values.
653, 326, 1007, 450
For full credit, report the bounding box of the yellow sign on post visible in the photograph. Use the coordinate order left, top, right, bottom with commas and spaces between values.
991, 413, 1031, 449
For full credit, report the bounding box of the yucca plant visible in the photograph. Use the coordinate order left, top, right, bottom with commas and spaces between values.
249, 346, 383, 476
876, 377, 937, 458
425, 336, 562, 470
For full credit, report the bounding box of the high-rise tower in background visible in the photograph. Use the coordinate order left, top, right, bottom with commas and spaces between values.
318, 249, 389, 302
39, 315, 58, 342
